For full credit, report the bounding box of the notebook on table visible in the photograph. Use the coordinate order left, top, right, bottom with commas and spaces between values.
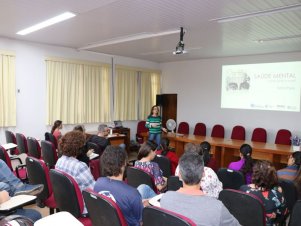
0, 195, 36, 212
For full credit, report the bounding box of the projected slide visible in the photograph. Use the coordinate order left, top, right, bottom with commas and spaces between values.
221, 61, 301, 112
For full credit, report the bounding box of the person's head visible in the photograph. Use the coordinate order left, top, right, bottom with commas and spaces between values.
150, 105, 160, 116
200, 141, 211, 166
73, 125, 85, 133
288, 151, 301, 169
240, 144, 252, 158
101, 146, 128, 177
59, 131, 86, 157
252, 160, 278, 190
240, 144, 254, 174
51, 120, 62, 134
98, 124, 108, 136
184, 143, 202, 155
178, 152, 204, 186
160, 138, 170, 155
137, 141, 157, 160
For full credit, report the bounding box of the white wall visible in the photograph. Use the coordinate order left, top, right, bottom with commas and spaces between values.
160, 52, 301, 143
0, 37, 160, 143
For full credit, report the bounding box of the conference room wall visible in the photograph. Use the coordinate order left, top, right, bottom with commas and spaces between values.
0, 37, 160, 144
160, 51, 301, 143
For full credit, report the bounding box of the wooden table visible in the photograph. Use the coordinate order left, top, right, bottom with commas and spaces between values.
141, 132, 293, 169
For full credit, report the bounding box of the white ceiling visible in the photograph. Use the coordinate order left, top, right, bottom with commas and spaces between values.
0, 0, 301, 62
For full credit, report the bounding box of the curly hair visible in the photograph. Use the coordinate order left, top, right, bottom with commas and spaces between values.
59, 131, 86, 157
101, 146, 128, 177
252, 160, 278, 190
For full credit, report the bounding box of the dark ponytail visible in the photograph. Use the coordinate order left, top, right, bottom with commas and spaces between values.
240, 144, 253, 175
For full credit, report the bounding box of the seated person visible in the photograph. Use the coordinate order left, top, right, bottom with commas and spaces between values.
0, 190, 41, 222
155, 138, 179, 175
135, 141, 167, 199
228, 143, 253, 184
161, 152, 240, 226
200, 141, 218, 172
94, 146, 143, 226
175, 143, 222, 198
240, 160, 288, 226
277, 151, 301, 181
55, 131, 95, 214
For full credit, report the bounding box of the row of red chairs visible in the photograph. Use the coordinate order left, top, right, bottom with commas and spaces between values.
136, 121, 292, 145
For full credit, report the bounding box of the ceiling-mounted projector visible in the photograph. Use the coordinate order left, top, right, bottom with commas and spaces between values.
173, 27, 187, 55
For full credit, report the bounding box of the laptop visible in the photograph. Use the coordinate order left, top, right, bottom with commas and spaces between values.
114, 120, 123, 128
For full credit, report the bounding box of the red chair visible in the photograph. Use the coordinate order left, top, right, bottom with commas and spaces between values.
0, 145, 27, 181
16, 133, 28, 154
136, 120, 148, 144
275, 129, 292, 145
230, 125, 246, 140
26, 157, 56, 214
83, 189, 127, 226
50, 169, 92, 226
177, 122, 189, 135
5, 130, 19, 155
211, 124, 225, 138
193, 123, 206, 136
27, 137, 42, 159
143, 206, 196, 226
41, 140, 58, 169
251, 128, 267, 143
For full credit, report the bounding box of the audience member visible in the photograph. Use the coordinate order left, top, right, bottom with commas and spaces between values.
277, 151, 301, 181
175, 143, 222, 198
135, 141, 167, 199
228, 143, 253, 184
240, 160, 288, 226
94, 146, 143, 226
200, 141, 218, 172
161, 152, 240, 226
73, 125, 93, 166
293, 167, 301, 199
51, 120, 63, 140
155, 138, 179, 175
55, 131, 95, 214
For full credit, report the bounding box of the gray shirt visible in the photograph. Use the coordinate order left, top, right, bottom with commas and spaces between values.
160, 191, 241, 226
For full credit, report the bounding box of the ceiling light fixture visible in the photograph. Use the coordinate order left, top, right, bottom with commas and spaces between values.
210, 3, 301, 23
79, 29, 180, 50
255, 34, 301, 43
173, 27, 187, 55
16, 12, 76, 35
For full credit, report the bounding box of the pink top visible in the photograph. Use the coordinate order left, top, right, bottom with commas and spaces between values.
52, 129, 62, 140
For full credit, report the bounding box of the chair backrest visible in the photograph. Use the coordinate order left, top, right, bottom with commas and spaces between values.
230, 125, 246, 140
26, 156, 52, 202
275, 129, 292, 145
211, 124, 225, 138
217, 168, 245, 190
16, 133, 28, 154
278, 179, 298, 213
152, 155, 171, 178
126, 167, 157, 193
5, 130, 19, 154
167, 176, 183, 191
0, 145, 13, 171
251, 128, 267, 143
193, 123, 206, 136
83, 189, 127, 226
27, 137, 42, 159
45, 132, 58, 149
136, 120, 148, 144
143, 206, 196, 226
41, 140, 58, 168
49, 169, 84, 218
289, 200, 301, 226
218, 189, 266, 226
177, 122, 189, 135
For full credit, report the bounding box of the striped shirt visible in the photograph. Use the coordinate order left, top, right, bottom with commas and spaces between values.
146, 115, 162, 134
277, 165, 299, 181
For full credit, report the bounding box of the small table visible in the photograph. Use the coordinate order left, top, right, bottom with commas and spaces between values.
34, 211, 84, 226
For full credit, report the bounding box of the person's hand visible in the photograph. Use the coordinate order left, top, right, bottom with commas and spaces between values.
86, 149, 94, 157
162, 128, 167, 133
150, 123, 159, 127
0, 191, 10, 204
142, 199, 150, 207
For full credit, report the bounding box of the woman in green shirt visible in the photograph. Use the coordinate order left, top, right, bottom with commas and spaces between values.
145, 105, 167, 148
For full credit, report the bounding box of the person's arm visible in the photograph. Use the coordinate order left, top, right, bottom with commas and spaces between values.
145, 117, 152, 129
76, 163, 95, 189
0, 190, 10, 204
152, 163, 167, 191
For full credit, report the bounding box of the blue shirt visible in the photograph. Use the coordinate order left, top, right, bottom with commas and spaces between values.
94, 177, 143, 226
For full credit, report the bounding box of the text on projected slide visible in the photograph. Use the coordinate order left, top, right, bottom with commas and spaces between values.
221, 61, 301, 112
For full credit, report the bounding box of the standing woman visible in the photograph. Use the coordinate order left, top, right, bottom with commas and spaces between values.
145, 105, 167, 148
51, 120, 63, 140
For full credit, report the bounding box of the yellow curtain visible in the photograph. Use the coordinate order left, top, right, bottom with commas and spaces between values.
46, 59, 111, 124
140, 72, 161, 119
114, 68, 138, 120
0, 52, 16, 126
